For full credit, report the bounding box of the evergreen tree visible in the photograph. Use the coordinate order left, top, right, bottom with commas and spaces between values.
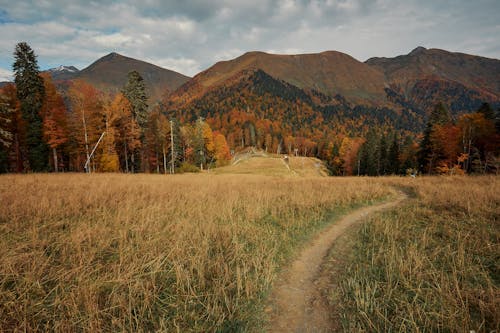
378, 134, 388, 175
122, 71, 148, 129
359, 128, 379, 176
13, 42, 48, 171
388, 134, 400, 174
477, 102, 495, 120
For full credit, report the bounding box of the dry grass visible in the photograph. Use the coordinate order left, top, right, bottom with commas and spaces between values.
212, 156, 327, 177
327, 176, 500, 332
0, 173, 391, 332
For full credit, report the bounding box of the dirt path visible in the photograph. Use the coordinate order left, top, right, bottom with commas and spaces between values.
266, 193, 406, 332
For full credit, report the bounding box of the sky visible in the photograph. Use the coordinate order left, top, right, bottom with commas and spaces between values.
1, 0, 499, 81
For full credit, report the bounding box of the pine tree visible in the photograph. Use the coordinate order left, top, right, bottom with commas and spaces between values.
477, 102, 495, 120
378, 134, 388, 175
122, 71, 148, 129
13, 42, 48, 171
359, 128, 379, 176
388, 134, 400, 174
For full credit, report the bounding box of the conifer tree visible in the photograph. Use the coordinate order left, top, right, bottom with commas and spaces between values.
122, 71, 148, 129
477, 102, 495, 120
387, 134, 400, 175
13, 42, 48, 171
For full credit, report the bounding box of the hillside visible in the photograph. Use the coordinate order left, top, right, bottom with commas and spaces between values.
49, 53, 190, 103
170, 51, 386, 107
213, 149, 328, 177
366, 47, 500, 114
77, 53, 190, 103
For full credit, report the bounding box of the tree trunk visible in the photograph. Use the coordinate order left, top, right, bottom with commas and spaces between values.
53, 147, 58, 172
82, 109, 90, 173
163, 144, 167, 175
124, 144, 129, 173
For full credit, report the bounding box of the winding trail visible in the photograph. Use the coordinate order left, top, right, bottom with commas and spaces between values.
267, 193, 407, 332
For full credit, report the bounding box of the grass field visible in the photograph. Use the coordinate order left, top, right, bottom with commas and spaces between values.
0, 173, 391, 332
326, 176, 500, 332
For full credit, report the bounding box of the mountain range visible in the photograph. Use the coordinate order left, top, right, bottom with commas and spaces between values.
3, 46, 499, 127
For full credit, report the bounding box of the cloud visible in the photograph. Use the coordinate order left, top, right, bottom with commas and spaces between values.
0, 68, 13, 82
0, 0, 498, 76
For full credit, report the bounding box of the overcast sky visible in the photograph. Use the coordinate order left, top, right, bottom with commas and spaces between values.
1, 0, 499, 81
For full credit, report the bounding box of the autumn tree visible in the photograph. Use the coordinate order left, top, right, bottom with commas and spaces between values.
68, 80, 103, 172
0, 92, 15, 172
112, 93, 141, 172
458, 107, 497, 173
97, 94, 123, 172
40, 73, 68, 172
419, 102, 452, 174
13, 42, 48, 171
213, 132, 231, 166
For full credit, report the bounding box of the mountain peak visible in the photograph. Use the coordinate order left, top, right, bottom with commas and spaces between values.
409, 46, 427, 56
48, 65, 79, 73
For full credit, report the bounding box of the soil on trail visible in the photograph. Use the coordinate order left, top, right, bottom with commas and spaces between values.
266, 194, 406, 332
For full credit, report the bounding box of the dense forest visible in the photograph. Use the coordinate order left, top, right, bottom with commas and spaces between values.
1, 43, 499, 175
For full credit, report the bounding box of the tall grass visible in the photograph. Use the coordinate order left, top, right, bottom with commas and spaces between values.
329, 176, 499, 332
0, 173, 391, 332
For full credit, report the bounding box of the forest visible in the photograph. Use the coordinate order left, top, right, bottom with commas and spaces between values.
1, 42, 499, 175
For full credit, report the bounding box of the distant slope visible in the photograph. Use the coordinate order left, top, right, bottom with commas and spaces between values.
366, 47, 500, 114
47, 53, 190, 103
170, 51, 387, 107
213, 150, 327, 177
77, 53, 190, 103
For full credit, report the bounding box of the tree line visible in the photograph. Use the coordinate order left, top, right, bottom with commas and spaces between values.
0, 42, 231, 173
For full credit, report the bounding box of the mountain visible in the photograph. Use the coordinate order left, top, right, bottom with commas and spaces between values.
170, 51, 386, 107
366, 47, 500, 114
76, 52, 190, 103
46, 65, 80, 81
168, 47, 500, 121
47, 53, 190, 104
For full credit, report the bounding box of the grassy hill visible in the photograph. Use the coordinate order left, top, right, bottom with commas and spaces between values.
212, 149, 328, 177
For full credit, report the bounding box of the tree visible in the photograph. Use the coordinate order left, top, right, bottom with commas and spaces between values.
477, 102, 495, 121
419, 103, 452, 174
122, 71, 148, 171
213, 132, 231, 166
40, 73, 68, 172
122, 71, 148, 129
111, 93, 141, 173
13, 42, 48, 171
387, 134, 400, 174
0, 91, 15, 172
68, 80, 104, 172
359, 128, 379, 176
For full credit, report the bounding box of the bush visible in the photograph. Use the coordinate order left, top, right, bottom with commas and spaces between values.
177, 162, 200, 173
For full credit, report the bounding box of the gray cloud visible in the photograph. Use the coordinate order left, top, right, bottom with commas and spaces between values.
1, 0, 499, 78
